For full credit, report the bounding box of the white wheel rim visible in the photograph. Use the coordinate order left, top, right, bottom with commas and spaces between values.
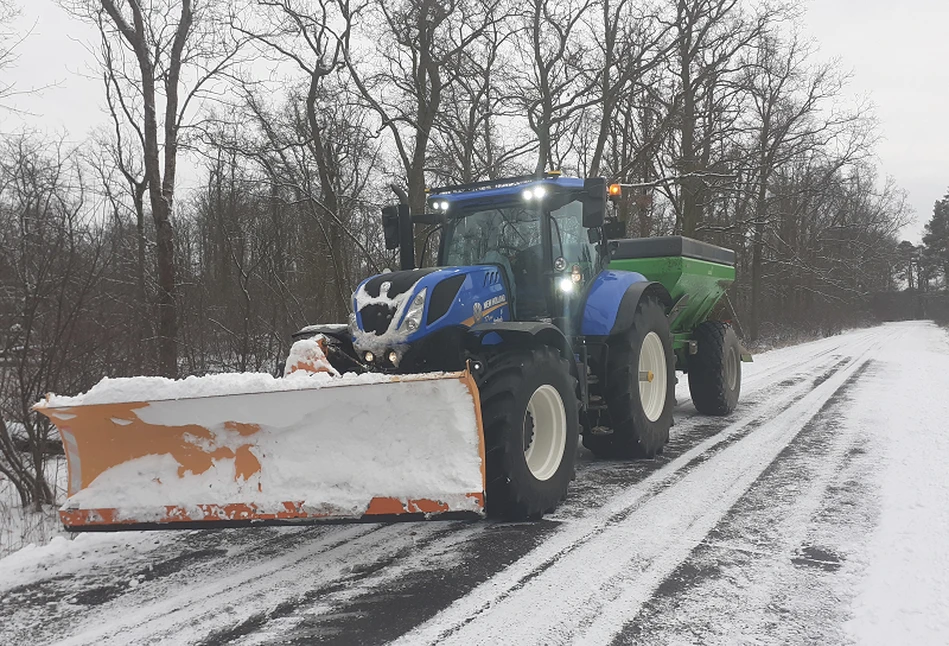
639, 331, 668, 423
524, 385, 567, 481
726, 345, 739, 391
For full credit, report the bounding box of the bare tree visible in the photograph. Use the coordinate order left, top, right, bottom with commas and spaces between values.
584, 0, 672, 178
0, 0, 25, 107
509, 0, 599, 175
85, 50, 155, 372
343, 0, 503, 213
0, 134, 110, 509
427, 17, 527, 184
230, 0, 377, 312
62, 0, 243, 377
660, 0, 782, 236
738, 31, 872, 338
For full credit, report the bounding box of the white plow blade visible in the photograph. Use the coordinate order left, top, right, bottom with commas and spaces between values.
35, 371, 486, 530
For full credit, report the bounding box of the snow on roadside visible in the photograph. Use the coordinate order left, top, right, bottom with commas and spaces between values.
0, 530, 174, 595
0, 458, 69, 559
844, 322, 949, 643
0, 453, 171, 587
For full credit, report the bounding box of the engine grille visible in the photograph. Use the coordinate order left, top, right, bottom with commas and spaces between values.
359, 303, 397, 336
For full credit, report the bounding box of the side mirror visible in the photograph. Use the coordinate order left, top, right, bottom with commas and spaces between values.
583, 177, 607, 228
381, 205, 401, 250
381, 203, 415, 269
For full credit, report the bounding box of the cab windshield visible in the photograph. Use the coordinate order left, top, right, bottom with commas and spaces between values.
441, 204, 545, 316
442, 205, 542, 267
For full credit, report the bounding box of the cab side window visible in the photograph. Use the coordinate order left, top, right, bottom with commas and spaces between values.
550, 200, 597, 282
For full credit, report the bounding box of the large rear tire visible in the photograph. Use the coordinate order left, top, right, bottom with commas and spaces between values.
479, 346, 579, 519
688, 320, 741, 415
583, 296, 674, 459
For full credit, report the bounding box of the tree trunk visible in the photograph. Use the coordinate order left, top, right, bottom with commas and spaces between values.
677, 4, 700, 237
153, 202, 178, 377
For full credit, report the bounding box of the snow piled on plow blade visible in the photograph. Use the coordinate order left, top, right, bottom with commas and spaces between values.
34, 371, 486, 530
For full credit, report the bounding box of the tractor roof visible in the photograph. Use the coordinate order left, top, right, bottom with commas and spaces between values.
427, 174, 586, 210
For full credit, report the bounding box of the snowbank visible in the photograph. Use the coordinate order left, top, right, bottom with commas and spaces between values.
0, 530, 173, 594
283, 335, 339, 376
844, 322, 949, 643
36, 367, 446, 409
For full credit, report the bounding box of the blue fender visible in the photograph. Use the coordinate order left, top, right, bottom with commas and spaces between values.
580, 270, 671, 337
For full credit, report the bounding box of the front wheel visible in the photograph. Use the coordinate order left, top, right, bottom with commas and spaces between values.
479, 346, 579, 520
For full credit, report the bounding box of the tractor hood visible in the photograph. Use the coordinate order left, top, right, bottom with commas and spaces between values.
350, 266, 510, 362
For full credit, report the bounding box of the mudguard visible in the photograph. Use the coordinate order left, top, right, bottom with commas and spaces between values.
580, 270, 671, 337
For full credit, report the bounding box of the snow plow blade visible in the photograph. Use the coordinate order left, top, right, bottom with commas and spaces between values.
35, 370, 486, 531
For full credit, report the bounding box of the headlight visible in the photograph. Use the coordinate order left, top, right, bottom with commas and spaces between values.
400, 288, 427, 332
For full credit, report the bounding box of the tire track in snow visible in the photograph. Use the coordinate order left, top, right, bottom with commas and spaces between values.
53, 524, 385, 646
216, 522, 545, 646
392, 328, 885, 646
0, 523, 347, 645
618, 361, 881, 645
541, 336, 883, 645
221, 333, 868, 644
194, 523, 493, 646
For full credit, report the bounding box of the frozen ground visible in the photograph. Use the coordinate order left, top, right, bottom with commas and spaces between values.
0, 321, 946, 645
0, 458, 67, 558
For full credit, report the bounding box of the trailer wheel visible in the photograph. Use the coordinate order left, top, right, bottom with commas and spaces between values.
479, 346, 579, 519
688, 321, 741, 415
583, 296, 674, 459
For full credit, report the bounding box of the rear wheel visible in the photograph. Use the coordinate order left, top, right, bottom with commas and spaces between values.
583, 296, 674, 459
479, 346, 579, 519
688, 320, 741, 415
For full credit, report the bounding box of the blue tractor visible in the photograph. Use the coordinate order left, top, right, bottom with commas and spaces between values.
299, 173, 744, 521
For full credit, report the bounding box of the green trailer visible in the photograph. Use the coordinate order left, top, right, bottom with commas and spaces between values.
608, 235, 750, 417
608, 237, 738, 360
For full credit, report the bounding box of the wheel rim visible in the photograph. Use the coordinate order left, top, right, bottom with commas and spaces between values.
639, 331, 668, 423
726, 345, 739, 391
523, 385, 567, 481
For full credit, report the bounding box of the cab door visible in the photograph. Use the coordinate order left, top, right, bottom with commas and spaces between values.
547, 199, 604, 327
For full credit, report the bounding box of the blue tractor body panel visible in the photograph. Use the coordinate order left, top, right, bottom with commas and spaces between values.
579, 270, 650, 336
351, 266, 510, 359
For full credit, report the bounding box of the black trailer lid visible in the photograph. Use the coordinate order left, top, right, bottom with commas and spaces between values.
609, 236, 735, 266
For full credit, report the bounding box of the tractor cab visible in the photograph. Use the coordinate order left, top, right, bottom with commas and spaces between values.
427, 175, 609, 325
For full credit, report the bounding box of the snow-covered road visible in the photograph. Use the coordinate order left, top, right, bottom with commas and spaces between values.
1, 321, 947, 645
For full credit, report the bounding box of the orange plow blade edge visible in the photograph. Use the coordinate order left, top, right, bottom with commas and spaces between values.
35, 371, 486, 531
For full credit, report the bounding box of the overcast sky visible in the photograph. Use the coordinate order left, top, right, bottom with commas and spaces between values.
803, 0, 949, 241
3, 0, 947, 242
